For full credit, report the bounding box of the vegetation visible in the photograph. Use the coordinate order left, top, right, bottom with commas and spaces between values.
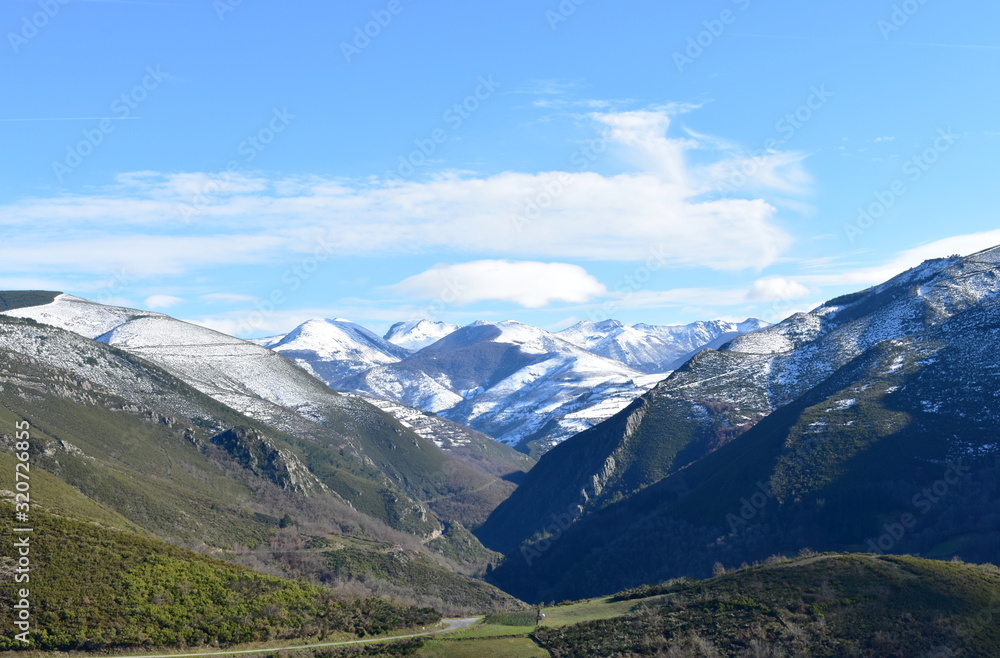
426, 521, 501, 573
0, 504, 440, 652
533, 554, 1000, 657
418, 637, 548, 657
0, 318, 522, 612
487, 332, 1000, 603
319, 537, 519, 614
0, 290, 59, 312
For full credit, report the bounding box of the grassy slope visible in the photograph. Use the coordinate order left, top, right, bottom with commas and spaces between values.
0, 321, 519, 613
427, 554, 1000, 657
534, 553, 1000, 657
0, 504, 440, 652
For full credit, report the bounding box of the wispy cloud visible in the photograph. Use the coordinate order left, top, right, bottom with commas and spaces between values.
0, 106, 809, 281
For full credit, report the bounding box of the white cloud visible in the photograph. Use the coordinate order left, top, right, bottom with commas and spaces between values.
201, 293, 260, 304
144, 295, 183, 309
1, 234, 283, 277
392, 261, 607, 308
0, 106, 806, 280
798, 229, 1000, 289
747, 277, 811, 302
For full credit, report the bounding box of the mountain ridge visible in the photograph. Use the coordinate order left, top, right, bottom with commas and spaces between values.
481, 245, 1000, 601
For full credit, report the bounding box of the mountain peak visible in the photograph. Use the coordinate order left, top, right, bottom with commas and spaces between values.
385, 319, 460, 351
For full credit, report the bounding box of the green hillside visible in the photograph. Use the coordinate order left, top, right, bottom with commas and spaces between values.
534, 554, 1000, 657
0, 504, 439, 652
0, 317, 518, 613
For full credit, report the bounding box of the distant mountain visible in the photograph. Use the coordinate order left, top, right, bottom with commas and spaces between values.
482, 245, 1000, 602
251, 315, 764, 453
384, 319, 460, 351
254, 318, 410, 384
556, 318, 769, 373
339, 320, 666, 453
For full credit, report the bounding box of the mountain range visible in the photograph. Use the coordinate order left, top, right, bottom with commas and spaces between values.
257, 316, 767, 454
478, 245, 1000, 602
0, 291, 526, 615
5, 243, 1000, 653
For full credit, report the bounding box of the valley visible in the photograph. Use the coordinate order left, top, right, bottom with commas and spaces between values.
3, 245, 1000, 655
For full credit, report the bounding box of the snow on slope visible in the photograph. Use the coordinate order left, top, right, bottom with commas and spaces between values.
2, 295, 344, 425
3, 293, 164, 339
253, 318, 410, 385
384, 320, 460, 351
346, 320, 666, 450
556, 318, 769, 372
697, 248, 1000, 411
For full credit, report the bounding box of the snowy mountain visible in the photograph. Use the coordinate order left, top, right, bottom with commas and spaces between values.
384, 319, 460, 351
556, 318, 769, 373
245, 315, 763, 453
0, 293, 528, 538
340, 320, 665, 452
254, 318, 410, 385
0, 295, 521, 611
480, 245, 1000, 601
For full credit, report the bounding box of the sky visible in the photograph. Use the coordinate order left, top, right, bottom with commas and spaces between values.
2, 0, 999, 338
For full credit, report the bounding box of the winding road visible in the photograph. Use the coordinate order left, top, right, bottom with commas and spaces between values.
67, 617, 482, 658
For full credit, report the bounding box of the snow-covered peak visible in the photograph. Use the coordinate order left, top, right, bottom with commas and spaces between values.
557, 317, 769, 373
1, 293, 165, 339
460, 320, 587, 355
384, 319, 459, 351
254, 318, 410, 385
556, 320, 628, 350
271, 318, 408, 361
737, 318, 771, 333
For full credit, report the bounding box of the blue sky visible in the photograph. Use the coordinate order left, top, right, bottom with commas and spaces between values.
2, 0, 999, 337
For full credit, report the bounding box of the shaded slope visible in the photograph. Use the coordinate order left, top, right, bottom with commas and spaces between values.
485, 247, 1000, 602
490, 293, 1000, 601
